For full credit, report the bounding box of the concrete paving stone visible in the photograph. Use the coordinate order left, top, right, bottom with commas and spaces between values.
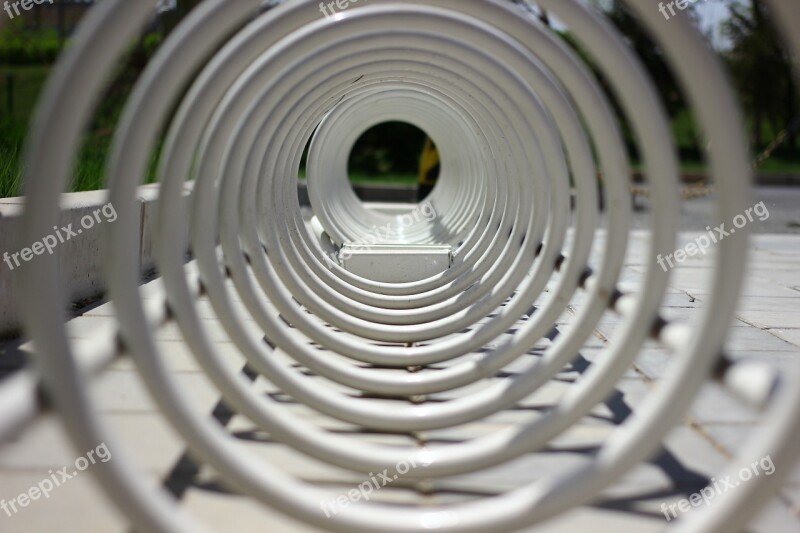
683, 273, 797, 298
631, 346, 673, 380
654, 487, 799, 533
737, 311, 800, 330
426, 377, 505, 401
0, 470, 128, 533
749, 234, 800, 253
748, 268, 800, 287
661, 425, 732, 480
597, 464, 678, 500
416, 420, 525, 443
198, 444, 429, 503
182, 484, 430, 532
734, 296, 800, 312
88, 369, 221, 415
514, 379, 572, 409
724, 349, 799, 372
0, 415, 81, 470
108, 340, 246, 375
546, 422, 617, 450
226, 414, 266, 436
192, 297, 255, 321
521, 506, 663, 533
321, 483, 430, 506
658, 293, 705, 307
590, 323, 622, 344
339, 432, 419, 449
597, 472, 797, 533
298, 371, 372, 397
153, 317, 265, 343
431, 451, 594, 494
729, 317, 764, 327
235, 440, 375, 485
740, 274, 800, 296
225, 411, 361, 449
438, 395, 554, 430
579, 331, 612, 349
725, 326, 799, 352
99, 412, 187, 476
249, 374, 283, 395
64, 315, 118, 339
135, 276, 168, 300
687, 383, 761, 425
611, 378, 655, 408
498, 353, 548, 374
746, 498, 800, 533
453, 407, 613, 447
586, 400, 617, 422
613, 280, 653, 298
249, 403, 363, 434
180, 485, 323, 533
82, 299, 117, 317
577, 347, 645, 380
695, 424, 770, 459
771, 329, 800, 348
659, 305, 712, 323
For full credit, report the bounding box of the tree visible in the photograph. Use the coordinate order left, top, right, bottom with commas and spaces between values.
723, 0, 798, 151
161, 0, 202, 34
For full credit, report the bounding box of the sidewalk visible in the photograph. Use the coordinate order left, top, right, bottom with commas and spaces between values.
0, 232, 798, 532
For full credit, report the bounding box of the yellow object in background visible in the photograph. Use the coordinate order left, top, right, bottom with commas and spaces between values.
418, 138, 440, 199
418, 138, 440, 186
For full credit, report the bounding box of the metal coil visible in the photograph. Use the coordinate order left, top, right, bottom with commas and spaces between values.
5, 0, 800, 532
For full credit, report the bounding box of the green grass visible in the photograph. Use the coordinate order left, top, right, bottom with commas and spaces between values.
0, 141, 22, 198
0, 119, 164, 198
0, 117, 25, 197
0, 65, 51, 123
754, 158, 800, 174
0, 66, 50, 197
0, 63, 168, 197
671, 109, 702, 151
348, 173, 417, 186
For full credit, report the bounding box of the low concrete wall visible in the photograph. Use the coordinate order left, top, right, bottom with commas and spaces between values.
296, 182, 419, 204
0, 183, 191, 337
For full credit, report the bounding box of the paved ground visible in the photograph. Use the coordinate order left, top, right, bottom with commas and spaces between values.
0, 227, 798, 532
633, 186, 800, 234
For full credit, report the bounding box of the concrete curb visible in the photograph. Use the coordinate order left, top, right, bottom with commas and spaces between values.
0, 183, 191, 337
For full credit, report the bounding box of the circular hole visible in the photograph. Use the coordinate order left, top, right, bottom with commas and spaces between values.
347, 121, 439, 204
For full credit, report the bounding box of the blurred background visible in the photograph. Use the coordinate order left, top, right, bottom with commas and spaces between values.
0, 0, 798, 198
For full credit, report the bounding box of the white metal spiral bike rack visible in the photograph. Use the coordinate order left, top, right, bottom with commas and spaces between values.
3, 0, 799, 531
